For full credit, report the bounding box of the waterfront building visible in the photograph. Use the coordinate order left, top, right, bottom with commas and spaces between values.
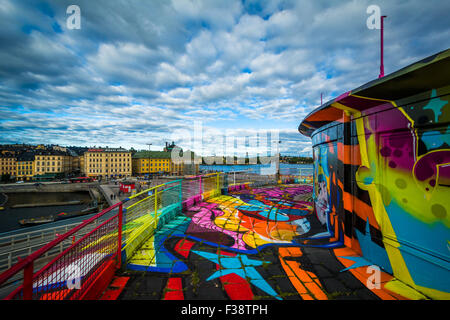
0, 153, 17, 179
34, 150, 72, 178
132, 151, 173, 175
84, 147, 131, 179
16, 153, 35, 181
298, 49, 450, 299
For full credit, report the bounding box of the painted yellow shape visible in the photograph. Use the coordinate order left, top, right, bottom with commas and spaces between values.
384, 279, 429, 300
242, 232, 273, 248
271, 228, 297, 242
128, 235, 156, 267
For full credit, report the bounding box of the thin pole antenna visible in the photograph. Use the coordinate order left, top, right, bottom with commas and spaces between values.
379, 15, 387, 78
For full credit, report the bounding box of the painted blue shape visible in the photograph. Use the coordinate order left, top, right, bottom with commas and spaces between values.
192, 250, 282, 300
128, 217, 191, 273
318, 147, 329, 178
355, 218, 393, 274
385, 200, 450, 292
363, 176, 374, 185
292, 218, 311, 234
236, 199, 289, 221
423, 89, 447, 123
338, 255, 374, 272
254, 199, 310, 216
421, 128, 450, 150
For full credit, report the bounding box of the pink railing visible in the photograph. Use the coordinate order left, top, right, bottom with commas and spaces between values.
0, 202, 123, 300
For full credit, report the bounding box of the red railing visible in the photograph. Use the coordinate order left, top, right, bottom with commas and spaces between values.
0, 202, 123, 300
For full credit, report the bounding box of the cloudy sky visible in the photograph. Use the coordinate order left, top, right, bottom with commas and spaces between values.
0, 0, 449, 157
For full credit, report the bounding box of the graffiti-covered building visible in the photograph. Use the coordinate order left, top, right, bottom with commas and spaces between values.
298, 49, 450, 299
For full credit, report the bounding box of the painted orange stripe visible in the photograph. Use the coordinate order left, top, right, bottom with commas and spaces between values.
301, 293, 314, 300
278, 247, 302, 257
285, 260, 313, 283
343, 191, 353, 212
353, 197, 380, 230
40, 289, 70, 300
279, 248, 328, 299
337, 143, 361, 165
304, 282, 328, 300
344, 234, 352, 248
338, 142, 345, 162
333, 248, 399, 300
279, 259, 308, 294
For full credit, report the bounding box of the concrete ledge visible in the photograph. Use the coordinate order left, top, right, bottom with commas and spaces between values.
11, 200, 82, 208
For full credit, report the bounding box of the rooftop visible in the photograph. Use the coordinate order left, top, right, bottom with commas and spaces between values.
132, 151, 172, 159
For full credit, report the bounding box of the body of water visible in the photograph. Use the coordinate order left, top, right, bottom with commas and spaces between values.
0, 192, 93, 234
200, 163, 313, 175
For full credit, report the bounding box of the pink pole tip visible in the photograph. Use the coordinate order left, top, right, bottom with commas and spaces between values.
379, 15, 387, 78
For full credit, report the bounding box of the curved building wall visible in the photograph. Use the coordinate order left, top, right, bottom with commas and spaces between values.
302, 51, 450, 299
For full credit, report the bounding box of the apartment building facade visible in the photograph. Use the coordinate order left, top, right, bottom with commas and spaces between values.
0, 154, 17, 179
132, 151, 172, 175
84, 148, 132, 179
16, 153, 35, 181
132, 150, 199, 176
34, 151, 72, 177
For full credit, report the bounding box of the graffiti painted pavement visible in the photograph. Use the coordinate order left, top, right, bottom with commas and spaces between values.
113, 185, 424, 300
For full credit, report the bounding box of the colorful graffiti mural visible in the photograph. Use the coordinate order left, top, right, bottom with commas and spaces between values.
299, 49, 450, 299
115, 183, 425, 300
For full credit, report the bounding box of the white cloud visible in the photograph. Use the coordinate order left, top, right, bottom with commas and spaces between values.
0, 0, 449, 156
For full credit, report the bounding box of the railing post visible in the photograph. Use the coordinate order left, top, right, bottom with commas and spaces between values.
178, 180, 182, 208
216, 173, 219, 195
198, 175, 202, 196
117, 203, 123, 268
23, 261, 33, 300
154, 187, 158, 229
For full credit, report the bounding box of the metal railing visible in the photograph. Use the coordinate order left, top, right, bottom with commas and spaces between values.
0, 220, 108, 273
0, 172, 314, 299
0, 201, 123, 300
181, 173, 222, 201
0, 180, 183, 300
